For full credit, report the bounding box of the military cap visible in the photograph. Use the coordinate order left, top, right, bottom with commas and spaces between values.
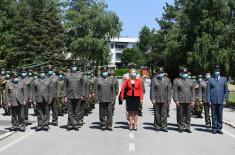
214, 64, 221, 71
158, 67, 165, 73
47, 64, 54, 70
198, 75, 203, 78
127, 62, 136, 69
100, 66, 108, 72
182, 67, 188, 73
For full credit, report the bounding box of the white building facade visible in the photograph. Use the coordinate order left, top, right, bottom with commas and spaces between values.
109, 37, 138, 65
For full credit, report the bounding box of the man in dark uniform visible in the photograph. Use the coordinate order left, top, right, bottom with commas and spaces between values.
5, 72, 26, 131
173, 67, 195, 133
173, 67, 183, 127
31, 68, 51, 131
108, 69, 119, 115
199, 72, 211, 128
150, 67, 172, 132
64, 62, 86, 131
20, 68, 33, 125
47, 65, 60, 126
207, 65, 228, 134
94, 66, 115, 131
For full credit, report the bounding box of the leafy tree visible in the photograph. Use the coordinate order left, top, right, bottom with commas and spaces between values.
64, 0, 122, 67
121, 48, 146, 67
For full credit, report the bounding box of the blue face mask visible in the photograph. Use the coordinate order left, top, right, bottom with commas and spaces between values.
6, 74, 10, 79
72, 67, 77, 72
22, 73, 27, 77
188, 75, 192, 79
102, 72, 108, 78
179, 73, 182, 78
59, 75, 63, 79
40, 73, 46, 78
182, 74, 188, 79
199, 78, 203, 82
131, 73, 137, 79
28, 72, 32, 77
48, 71, 53, 76
1, 71, 5, 75
157, 73, 164, 79
214, 71, 220, 77
13, 78, 19, 83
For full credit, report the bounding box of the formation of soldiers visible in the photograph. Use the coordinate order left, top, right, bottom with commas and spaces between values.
0, 62, 98, 131
151, 65, 228, 134
0, 62, 228, 134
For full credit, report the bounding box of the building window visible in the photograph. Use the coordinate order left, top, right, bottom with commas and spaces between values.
115, 42, 127, 50
111, 43, 114, 49
115, 53, 122, 62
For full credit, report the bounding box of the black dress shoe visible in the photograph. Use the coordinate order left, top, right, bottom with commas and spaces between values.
217, 130, 223, 134
161, 128, 168, 132
106, 126, 113, 131
185, 129, 192, 133
155, 127, 161, 131
101, 126, 106, 130
67, 125, 73, 131
10, 126, 17, 131
52, 121, 58, 126
179, 129, 183, 133
78, 121, 83, 126
36, 126, 43, 131
19, 126, 26, 132
74, 126, 79, 131
43, 126, 49, 131
212, 130, 217, 134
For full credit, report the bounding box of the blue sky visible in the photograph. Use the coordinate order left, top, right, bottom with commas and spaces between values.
105, 0, 175, 37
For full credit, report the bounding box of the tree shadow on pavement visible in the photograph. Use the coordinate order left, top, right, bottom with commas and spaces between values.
59, 125, 68, 130
89, 125, 102, 130
194, 128, 212, 133
167, 123, 178, 127
143, 126, 157, 131
143, 122, 154, 126
115, 121, 128, 126
91, 122, 100, 125
191, 123, 206, 128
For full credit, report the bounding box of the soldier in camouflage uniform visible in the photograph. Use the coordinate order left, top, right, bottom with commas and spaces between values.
0, 69, 6, 109
193, 75, 203, 118
2, 70, 11, 116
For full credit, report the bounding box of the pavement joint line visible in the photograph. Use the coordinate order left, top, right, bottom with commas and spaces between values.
129, 132, 134, 139
0, 131, 15, 141
223, 129, 235, 139
129, 143, 135, 152
0, 130, 35, 153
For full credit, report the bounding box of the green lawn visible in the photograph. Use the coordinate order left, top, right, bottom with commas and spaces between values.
229, 93, 235, 106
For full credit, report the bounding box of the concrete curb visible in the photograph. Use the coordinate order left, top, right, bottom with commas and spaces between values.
0, 131, 15, 141
223, 120, 235, 129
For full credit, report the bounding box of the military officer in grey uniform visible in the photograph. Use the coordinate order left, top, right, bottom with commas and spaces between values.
64, 62, 86, 131
94, 66, 115, 131
5, 73, 26, 131
47, 65, 60, 126
198, 72, 211, 128
150, 67, 172, 132
173, 68, 195, 133
173, 67, 183, 127
78, 71, 90, 125
20, 69, 33, 125
31, 69, 51, 131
